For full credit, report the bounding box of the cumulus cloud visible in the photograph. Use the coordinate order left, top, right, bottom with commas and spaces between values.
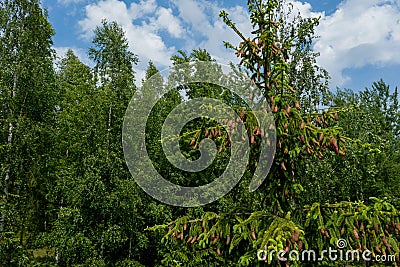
313, 0, 400, 86
286, 0, 325, 20
78, 0, 133, 34
171, 0, 328, 66
129, 0, 157, 18
78, 0, 183, 68
173, 0, 252, 64
152, 7, 185, 38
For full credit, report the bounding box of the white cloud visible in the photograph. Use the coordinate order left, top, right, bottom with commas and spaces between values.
78, 0, 184, 69
79, 0, 133, 35
313, 0, 400, 86
129, 0, 157, 18
170, 0, 328, 66
152, 7, 184, 38
174, 0, 209, 30
173, 0, 252, 64
287, 0, 325, 20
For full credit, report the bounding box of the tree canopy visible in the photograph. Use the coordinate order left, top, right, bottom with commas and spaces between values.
0, 0, 399, 266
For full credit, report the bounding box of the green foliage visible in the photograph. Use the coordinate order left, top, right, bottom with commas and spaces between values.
151, 199, 400, 266
0, 0, 399, 266
148, 1, 400, 266
40, 21, 171, 266
0, 231, 30, 266
0, 0, 56, 262
219, 0, 349, 214
300, 80, 400, 207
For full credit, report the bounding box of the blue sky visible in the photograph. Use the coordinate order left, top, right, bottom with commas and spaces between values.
43, 0, 400, 91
